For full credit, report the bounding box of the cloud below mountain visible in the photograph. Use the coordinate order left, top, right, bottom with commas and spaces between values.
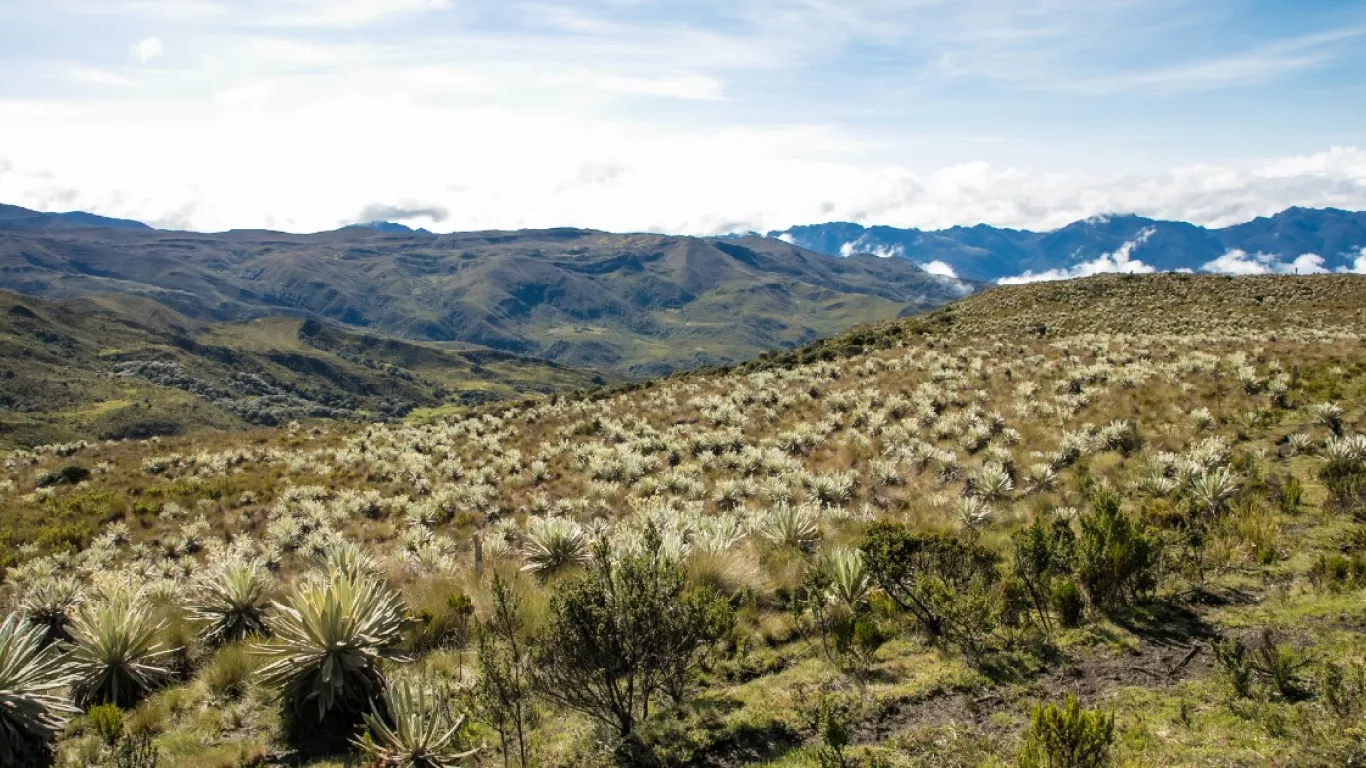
999, 227, 1157, 284
1200, 250, 1328, 276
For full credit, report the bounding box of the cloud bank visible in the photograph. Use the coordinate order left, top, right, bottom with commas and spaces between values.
998, 227, 1157, 284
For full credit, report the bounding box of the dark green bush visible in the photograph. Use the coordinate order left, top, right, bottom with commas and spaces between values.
35, 465, 90, 488
1051, 581, 1085, 629
1076, 491, 1161, 614
860, 522, 1002, 660
533, 525, 734, 749
1012, 513, 1077, 632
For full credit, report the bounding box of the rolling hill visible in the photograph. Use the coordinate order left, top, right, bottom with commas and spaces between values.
0, 289, 600, 447
0, 208, 975, 376
769, 206, 1366, 282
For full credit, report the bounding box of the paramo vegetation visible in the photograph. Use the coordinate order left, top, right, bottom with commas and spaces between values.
2, 273, 1366, 767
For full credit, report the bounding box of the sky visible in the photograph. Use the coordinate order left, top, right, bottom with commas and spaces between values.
0, 0, 1364, 235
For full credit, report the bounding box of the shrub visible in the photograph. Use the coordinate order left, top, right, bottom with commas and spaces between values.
67, 595, 174, 709
798, 687, 859, 768
192, 561, 271, 646
1012, 513, 1077, 632
1075, 492, 1161, 614
87, 703, 125, 746
35, 465, 91, 487
1248, 629, 1313, 701
473, 575, 535, 768
256, 568, 408, 723
1050, 581, 1085, 629
860, 522, 1002, 660
1212, 637, 1255, 699
0, 613, 80, 767
1017, 695, 1115, 768
533, 524, 733, 750
356, 680, 480, 767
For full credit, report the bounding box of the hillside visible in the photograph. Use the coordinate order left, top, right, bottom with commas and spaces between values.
0, 210, 975, 376
770, 206, 1366, 282
0, 290, 600, 447
2, 273, 1365, 767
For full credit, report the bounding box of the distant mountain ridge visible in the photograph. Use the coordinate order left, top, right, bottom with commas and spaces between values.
767, 207, 1366, 282
0, 205, 973, 377
0, 203, 152, 231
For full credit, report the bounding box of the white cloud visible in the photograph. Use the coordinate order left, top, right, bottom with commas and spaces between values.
776, 232, 796, 244
130, 37, 164, 63
840, 237, 904, 259
920, 260, 958, 278
4, 91, 1366, 236
1201, 249, 1271, 275
999, 227, 1156, 284
1340, 247, 1366, 274
1201, 249, 1329, 275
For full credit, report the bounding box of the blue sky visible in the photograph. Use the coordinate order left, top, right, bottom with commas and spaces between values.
0, 0, 1364, 233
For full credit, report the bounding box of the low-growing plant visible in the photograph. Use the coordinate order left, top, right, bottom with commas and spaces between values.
0, 613, 80, 767
67, 595, 174, 709
192, 560, 272, 646
356, 680, 481, 767
1309, 552, 1366, 591
1017, 695, 1115, 768
111, 731, 159, 768
1249, 629, 1313, 701
1213, 637, 1256, 699
87, 702, 125, 746
1317, 661, 1366, 720
256, 568, 409, 723
19, 576, 82, 645
201, 643, 256, 700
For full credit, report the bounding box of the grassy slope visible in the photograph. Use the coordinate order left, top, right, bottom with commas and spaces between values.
0, 290, 602, 448
2, 273, 1365, 767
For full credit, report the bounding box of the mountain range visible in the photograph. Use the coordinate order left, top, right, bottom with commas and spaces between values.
0, 204, 970, 378
767, 207, 1366, 282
